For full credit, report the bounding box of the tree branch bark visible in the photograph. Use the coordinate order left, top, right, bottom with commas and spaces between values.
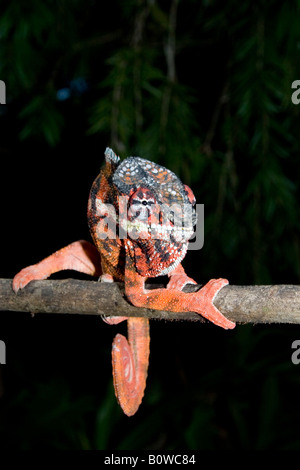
1, 278, 300, 324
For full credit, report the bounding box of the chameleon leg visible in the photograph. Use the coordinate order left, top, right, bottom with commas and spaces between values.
12, 240, 101, 292
99, 274, 128, 325
112, 317, 150, 417
124, 255, 235, 330
167, 263, 197, 290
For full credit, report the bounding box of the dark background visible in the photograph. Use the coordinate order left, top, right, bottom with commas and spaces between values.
1, 0, 300, 450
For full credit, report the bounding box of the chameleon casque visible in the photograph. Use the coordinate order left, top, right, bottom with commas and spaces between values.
13, 148, 235, 416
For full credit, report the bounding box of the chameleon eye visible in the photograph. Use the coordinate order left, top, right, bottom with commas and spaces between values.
129, 188, 156, 205
128, 188, 157, 223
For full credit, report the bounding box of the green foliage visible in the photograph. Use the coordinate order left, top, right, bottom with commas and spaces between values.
19, 94, 64, 146
2, 0, 300, 451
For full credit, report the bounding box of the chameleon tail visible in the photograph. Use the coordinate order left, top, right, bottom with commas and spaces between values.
111, 317, 150, 416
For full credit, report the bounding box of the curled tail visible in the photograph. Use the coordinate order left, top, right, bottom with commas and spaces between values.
111, 317, 150, 416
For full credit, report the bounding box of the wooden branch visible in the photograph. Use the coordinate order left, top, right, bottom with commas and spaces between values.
1, 278, 300, 324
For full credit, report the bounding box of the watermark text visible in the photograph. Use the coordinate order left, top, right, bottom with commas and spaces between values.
0, 340, 6, 364
291, 340, 300, 364
93, 196, 204, 250
0, 80, 6, 104
291, 80, 300, 105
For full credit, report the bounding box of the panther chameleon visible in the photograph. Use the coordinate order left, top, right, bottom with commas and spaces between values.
13, 148, 235, 416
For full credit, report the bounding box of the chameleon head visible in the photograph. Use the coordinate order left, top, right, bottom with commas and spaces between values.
112, 154, 197, 277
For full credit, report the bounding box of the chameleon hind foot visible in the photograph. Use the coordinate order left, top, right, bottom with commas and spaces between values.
190, 278, 235, 329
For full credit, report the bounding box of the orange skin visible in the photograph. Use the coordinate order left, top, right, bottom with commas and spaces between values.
13, 149, 235, 417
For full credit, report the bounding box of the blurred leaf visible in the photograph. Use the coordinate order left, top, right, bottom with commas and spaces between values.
184, 405, 216, 449
256, 373, 280, 449
19, 95, 64, 146
94, 381, 122, 450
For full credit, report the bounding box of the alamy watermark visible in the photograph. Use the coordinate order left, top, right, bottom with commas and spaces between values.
0, 80, 6, 104
93, 196, 204, 250
291, 340, 300, 364
0, 340, 6, 364
188, 203, 204, 251
291, 80, 300, 105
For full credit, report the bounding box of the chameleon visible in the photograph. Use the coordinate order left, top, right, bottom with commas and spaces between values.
13, 147, 235, 416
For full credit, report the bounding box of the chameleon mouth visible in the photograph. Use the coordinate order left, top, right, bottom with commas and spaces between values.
124, 219, 194, 242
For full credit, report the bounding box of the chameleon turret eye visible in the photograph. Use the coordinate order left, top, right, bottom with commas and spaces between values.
127, 187, 157, 224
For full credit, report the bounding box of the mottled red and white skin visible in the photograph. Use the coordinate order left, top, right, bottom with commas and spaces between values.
13, 148, 235, 416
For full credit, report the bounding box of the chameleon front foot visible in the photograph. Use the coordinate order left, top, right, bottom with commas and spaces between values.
12, 240, 101, 293
191, 278, 235, 330
12, 265, 48, 292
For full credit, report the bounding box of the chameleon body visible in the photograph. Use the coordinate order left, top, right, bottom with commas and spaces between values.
13, 148, 235, 416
